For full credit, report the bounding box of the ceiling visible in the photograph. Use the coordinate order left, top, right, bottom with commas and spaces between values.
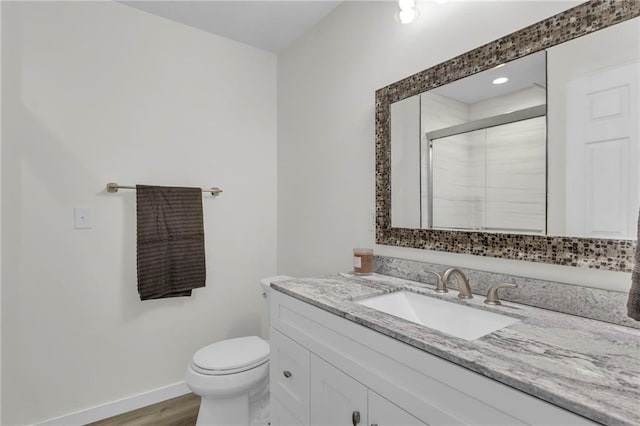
432, 51, 547, 104
122, 1, 343, 53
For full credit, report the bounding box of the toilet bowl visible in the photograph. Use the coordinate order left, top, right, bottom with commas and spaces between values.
186, 275, 293, 426
186, 336, 270, 426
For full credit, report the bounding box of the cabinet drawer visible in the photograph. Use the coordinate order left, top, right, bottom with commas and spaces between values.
270, 329, 310, 425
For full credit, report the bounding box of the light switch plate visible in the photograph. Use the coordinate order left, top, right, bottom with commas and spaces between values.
74, 207, 92, 229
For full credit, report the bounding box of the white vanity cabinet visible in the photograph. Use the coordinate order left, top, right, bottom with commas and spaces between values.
270, 329, 310, 425
368, 390, 427, 426
271, 333, 426, 426
310, 354, 368, 426
270, 290, 597, 426
310, 353, 427, 426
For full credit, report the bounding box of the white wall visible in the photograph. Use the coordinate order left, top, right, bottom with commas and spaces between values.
277, 0, 631, 292
1, 1, 277, 424
468, 85, 545, 120
390, 95, 421, 228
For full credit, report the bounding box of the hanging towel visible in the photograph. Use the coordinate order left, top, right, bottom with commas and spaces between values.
136, 185, 206, 300
627, 208, 640, 321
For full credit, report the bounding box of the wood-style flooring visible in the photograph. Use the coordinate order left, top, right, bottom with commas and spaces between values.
87, 393, 200, 426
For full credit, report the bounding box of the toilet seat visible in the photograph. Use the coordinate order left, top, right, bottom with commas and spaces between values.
192, 336, 269, 376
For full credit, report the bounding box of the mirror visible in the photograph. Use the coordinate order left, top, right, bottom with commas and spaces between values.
391, 18, 639, 240
376, 1, 639, 271
392, 51, 547, 234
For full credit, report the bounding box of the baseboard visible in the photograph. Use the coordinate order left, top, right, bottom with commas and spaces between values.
37, 381, 191, 425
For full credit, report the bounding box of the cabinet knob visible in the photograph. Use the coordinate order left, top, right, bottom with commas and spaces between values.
352, 410, 361, 425
282, 370, 292, 378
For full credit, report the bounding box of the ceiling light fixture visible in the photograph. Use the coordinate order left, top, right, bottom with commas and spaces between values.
398, 0, 419, 24
493, 77, 509, 85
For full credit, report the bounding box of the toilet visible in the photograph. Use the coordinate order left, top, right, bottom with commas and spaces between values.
186, 275, 293, 426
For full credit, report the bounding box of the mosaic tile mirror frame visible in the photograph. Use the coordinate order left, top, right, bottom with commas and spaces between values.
375, 0, 639, 272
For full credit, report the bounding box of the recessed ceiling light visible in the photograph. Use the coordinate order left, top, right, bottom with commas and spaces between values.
493, 77, 509, 85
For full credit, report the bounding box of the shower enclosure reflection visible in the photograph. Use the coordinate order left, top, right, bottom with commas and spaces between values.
392, 51, 547, 234
429, 115, 546, 234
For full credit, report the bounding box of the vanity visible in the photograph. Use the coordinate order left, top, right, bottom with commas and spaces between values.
268, 273, 639, 426
270, 1, 640, 424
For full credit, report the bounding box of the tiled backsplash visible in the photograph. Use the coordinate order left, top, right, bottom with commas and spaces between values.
375, 255, 638, 329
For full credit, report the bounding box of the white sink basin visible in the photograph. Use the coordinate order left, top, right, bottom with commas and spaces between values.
356, 291, 520, 341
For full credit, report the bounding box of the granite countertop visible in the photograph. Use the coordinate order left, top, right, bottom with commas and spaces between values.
271, 273, 640, 426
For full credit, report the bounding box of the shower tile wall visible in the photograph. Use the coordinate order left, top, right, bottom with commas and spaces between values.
421, 92, 471, 229
484, 117, 546, 233
423, 87, 546, 233
431, 133, 474, 229
470, 87, 546, 233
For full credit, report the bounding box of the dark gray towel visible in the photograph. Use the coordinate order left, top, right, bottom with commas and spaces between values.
627, 208, 640, 321
136, 185, 206, 300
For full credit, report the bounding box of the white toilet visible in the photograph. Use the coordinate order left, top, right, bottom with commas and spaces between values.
185, 275, 293, 426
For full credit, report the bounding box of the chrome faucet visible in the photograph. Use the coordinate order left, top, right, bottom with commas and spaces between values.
424, 269, 448, 293
442, 268, 473, 299
484, 283, 517, 305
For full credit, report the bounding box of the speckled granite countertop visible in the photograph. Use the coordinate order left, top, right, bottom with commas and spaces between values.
271, 273, 640, 426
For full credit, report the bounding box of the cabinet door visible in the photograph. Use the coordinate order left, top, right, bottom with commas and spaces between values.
272, 396, 306, 426
310, 354, 368, 426
270, 330, 310, 425
368, 390, 428, 426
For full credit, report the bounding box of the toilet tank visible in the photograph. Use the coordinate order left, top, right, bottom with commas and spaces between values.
259, 275, 294, 300
259, 276, 294, 341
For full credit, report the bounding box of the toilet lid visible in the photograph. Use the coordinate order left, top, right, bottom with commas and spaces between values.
192, 336, 269, 374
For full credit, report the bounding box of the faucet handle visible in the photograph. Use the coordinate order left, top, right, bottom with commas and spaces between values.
425, 269, 448, 293
484, 283, 517, 305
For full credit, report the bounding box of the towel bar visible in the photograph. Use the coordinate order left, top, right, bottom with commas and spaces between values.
106, 182, 223, 196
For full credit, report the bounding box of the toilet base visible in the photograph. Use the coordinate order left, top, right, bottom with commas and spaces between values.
250, 379, 270, 426
196, 393, 249, 426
